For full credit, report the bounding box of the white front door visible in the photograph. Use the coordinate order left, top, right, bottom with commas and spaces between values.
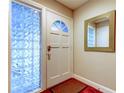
46, 11, 73, 88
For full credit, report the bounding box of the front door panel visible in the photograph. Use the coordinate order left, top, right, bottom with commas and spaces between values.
46, 11, 73, 88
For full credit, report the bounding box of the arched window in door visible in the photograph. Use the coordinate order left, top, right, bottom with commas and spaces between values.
51, 20, 68, 32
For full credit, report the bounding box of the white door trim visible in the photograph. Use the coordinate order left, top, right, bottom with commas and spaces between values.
41, 7, 47, 91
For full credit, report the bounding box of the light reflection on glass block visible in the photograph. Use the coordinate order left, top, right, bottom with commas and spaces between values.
34, 42, 40, 49
88, 26, 95, 47
11, 2, 41, 93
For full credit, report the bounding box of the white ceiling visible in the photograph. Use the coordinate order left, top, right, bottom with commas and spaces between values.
56, 0, 89, 10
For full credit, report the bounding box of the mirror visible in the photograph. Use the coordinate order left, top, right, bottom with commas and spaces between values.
84, 10, 115, 52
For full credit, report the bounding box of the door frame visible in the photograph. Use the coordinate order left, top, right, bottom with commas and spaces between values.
8, 0, 73, 93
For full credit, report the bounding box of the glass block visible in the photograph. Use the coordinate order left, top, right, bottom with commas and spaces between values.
12, 41, 24, 49
12, 50, 23, 59
23, 41, 32, 49
88, 26, 95, 47
33, 42, 40, 49
23, 50, 32, 57
11, 2, 41, 93
24, 32, 33, 41
23, 57, 32, 67
34, 50, 40, 57
33, 32, 40, 41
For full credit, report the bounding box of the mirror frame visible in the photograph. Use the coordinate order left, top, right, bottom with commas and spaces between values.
84, 10, 116, 52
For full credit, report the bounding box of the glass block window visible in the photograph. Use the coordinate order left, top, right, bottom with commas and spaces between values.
87, 26, 95, 47
51, 20, 68, 32
11, 2, 41, 93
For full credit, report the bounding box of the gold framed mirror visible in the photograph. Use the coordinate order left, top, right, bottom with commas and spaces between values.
84, 10, 116, 52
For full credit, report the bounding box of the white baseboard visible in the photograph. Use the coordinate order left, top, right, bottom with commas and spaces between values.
73, 74, 116, 93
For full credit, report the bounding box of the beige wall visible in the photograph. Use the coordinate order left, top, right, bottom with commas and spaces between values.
73, 0, 116, 90
33, 0, 73, 18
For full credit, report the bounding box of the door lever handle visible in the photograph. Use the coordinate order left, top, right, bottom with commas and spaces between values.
47, 45, 51, 60
47, 45, 51, 52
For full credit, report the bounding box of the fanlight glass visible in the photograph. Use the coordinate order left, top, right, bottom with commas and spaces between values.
51, 20, 68, 32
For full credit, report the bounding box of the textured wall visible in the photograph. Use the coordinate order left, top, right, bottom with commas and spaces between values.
73, 0, 116, 90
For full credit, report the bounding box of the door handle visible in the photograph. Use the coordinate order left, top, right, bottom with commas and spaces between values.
47, 45, 51, 52
47, 45, 51, 60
